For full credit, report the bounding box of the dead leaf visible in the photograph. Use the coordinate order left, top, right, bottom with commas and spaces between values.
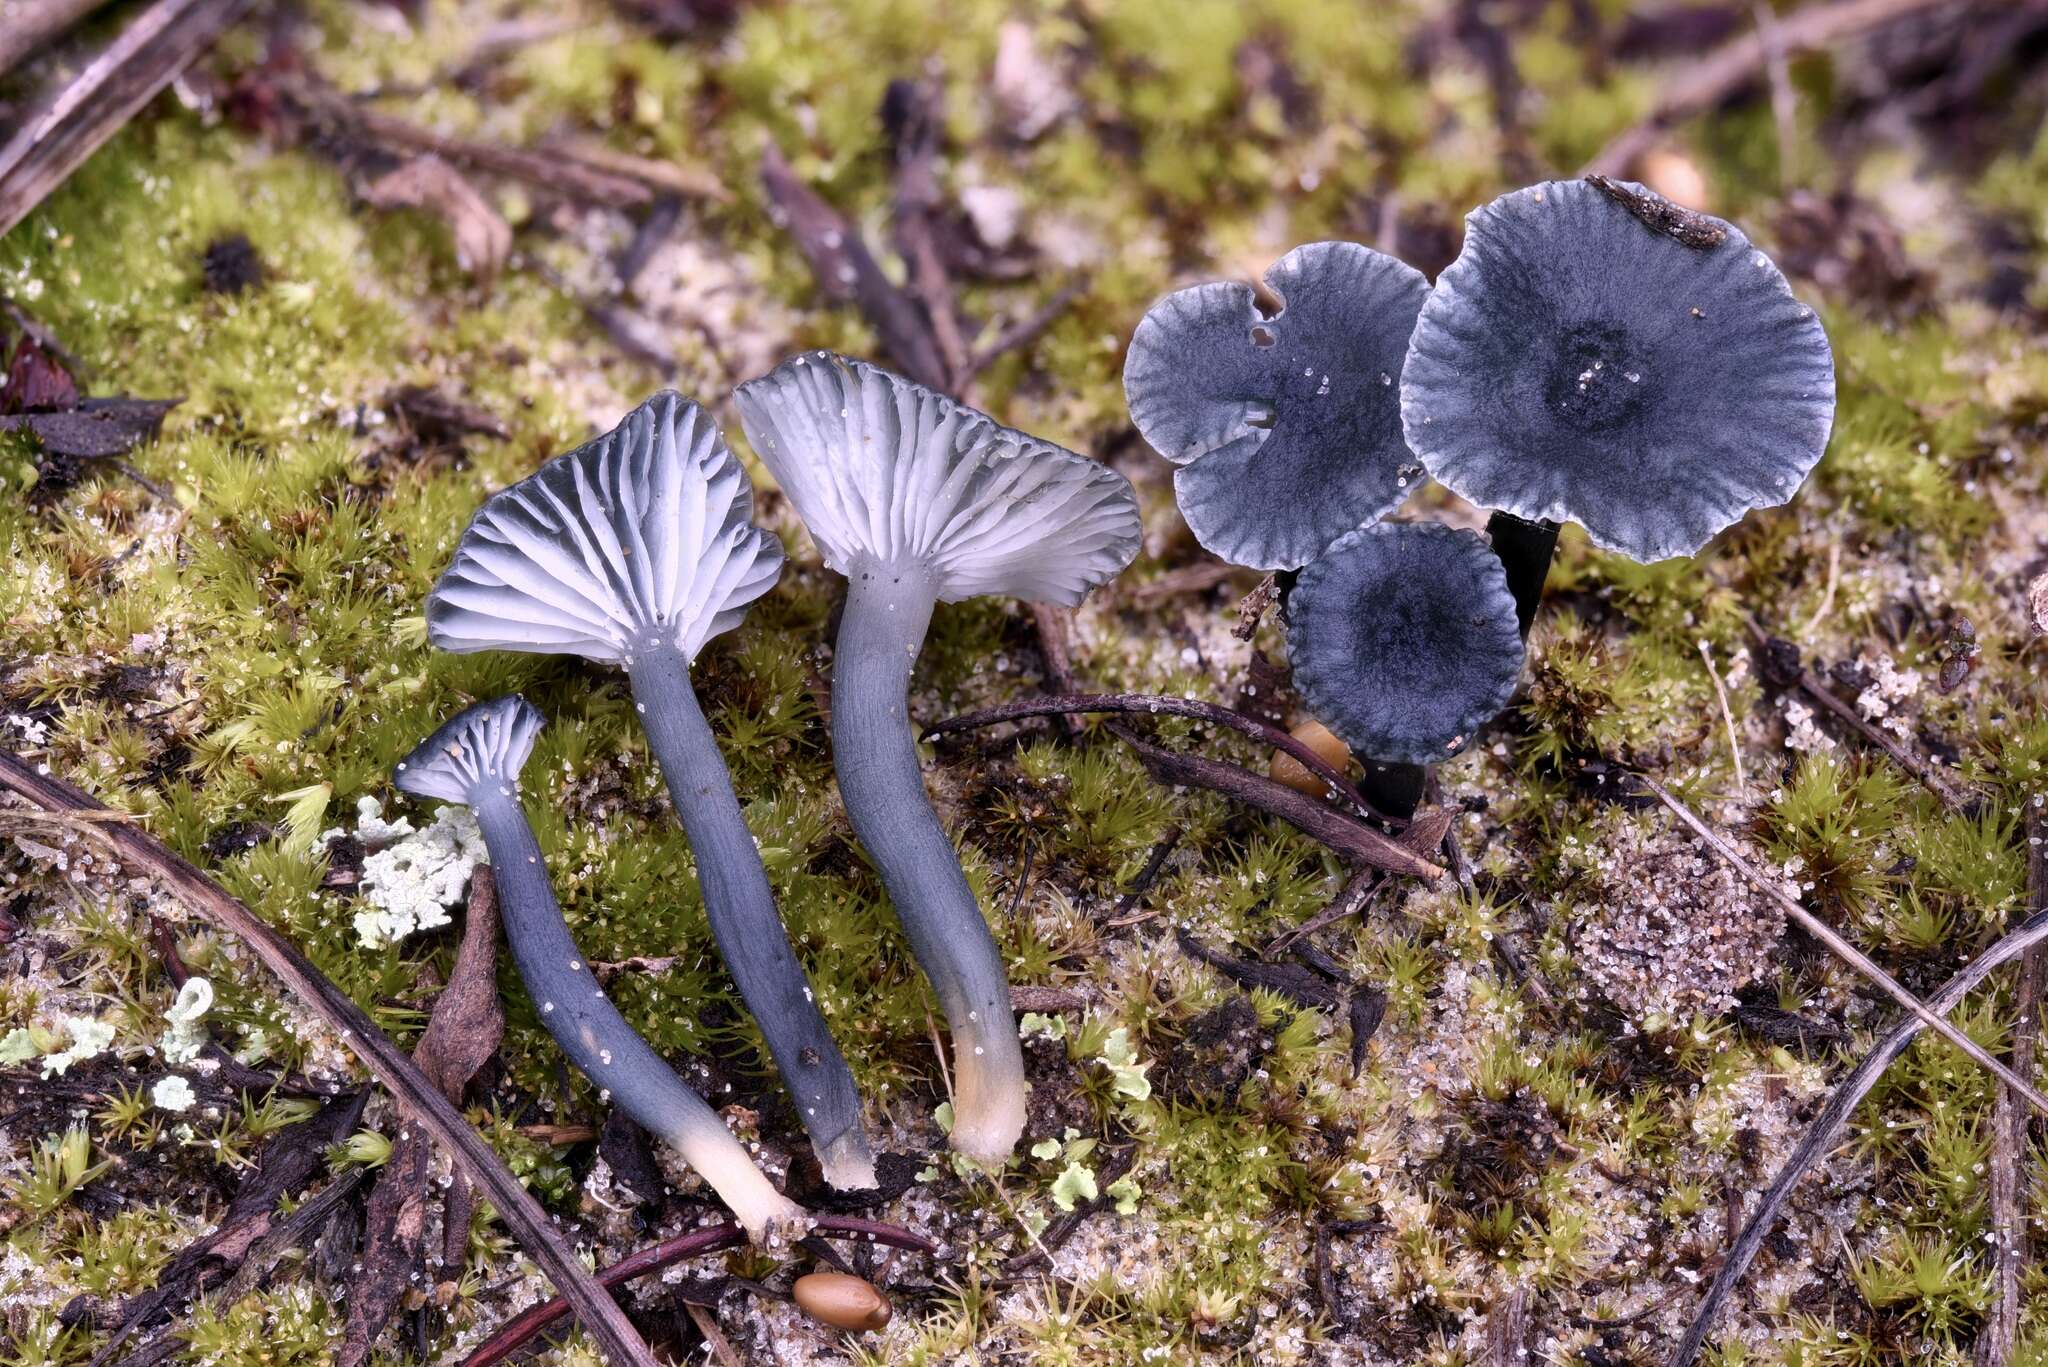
1, 335, 78, 412
362, 155, 511, 284
0, 398, 179, 458
2029, 571, 2048, 636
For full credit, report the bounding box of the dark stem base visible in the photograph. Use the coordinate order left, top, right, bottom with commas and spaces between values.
1485, 511, 1560, 639
1359, 759, 1426, 821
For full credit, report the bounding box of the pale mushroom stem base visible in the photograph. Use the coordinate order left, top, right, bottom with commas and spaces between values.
471, 795, 804, 1241
625, 645, 877, 1190
834, 563, 1028, 1165
1485, 510, 1560, 640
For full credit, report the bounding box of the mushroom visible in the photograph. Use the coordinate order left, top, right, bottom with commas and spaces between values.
1400, 177, 1835, 629
425, 392, 877, 1190
1287, 523, 1525, 815
734, 352, 1142, 1165
792, 1271, 892, 1331
1123, 241, 1429, 571
395, 695, 805, 1241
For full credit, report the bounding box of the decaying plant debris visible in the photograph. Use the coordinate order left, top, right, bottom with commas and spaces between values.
7, 0, 2048, 1363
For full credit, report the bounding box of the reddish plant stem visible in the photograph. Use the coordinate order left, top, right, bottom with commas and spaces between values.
924, 691, 1391, 824
459, 1217, 937, 1367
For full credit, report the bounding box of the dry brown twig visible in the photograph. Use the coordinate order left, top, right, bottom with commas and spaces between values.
1671, 900, 2048, 1365
0, 0, 255, 238
1584, 0, 1985, 176
1749, 619, 1972, 810
1979, 809, 2046, 1367
1638, 774, 2048, 1114
0, 750, 660, 1367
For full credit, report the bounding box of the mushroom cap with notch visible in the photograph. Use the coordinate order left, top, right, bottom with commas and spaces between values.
1123, 241, 1429, 571
425, 390, 783, 662
1287, 522, 1525, 768
1399, 178, 1835, 564
732, 352, 1142, 604
394, 693, 544, 805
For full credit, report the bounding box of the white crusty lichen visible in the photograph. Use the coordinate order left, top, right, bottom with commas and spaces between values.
159, 977, 213, 1065
151, 1075, 197, 1112
346, 798, 488, 948
41, 1015, 116, 1078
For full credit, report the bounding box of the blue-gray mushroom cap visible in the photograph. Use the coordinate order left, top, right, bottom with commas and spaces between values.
427, 391, 784, 666
395, 694, 545, 806
1287, 523, 1524, 767
1400, 179, 1835, 562
1124, 241, 1429, 571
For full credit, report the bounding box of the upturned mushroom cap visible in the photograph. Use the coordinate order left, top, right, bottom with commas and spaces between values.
1124, 241, 1429, 570
733, 352, 1141, 606
1400, 179, 1835, 563
1288, 523, 1524, 767
394, 694, 544, 805
427, 392, 783, 663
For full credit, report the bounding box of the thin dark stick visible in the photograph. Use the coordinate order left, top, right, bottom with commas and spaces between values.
0, 750, 660, 1367
962, 282, 1086, 383
1639, 774, 2048, 1114
1668, 904, 2048, 1366
1113, 726, 1442, 880
1266, 870, 1381, 958
1749, 621, 1970, 809
924, 692, 1389, 823
759, 144, 949, 392
459, 1216, 937, 1367
1980, 812, 2046, 1367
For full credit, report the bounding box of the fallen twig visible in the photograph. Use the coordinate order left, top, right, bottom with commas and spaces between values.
0, 0, 254, 238
926, 692, 1384, 822
459, 1217, 937, 1367
1265, 870, 1382, 959
962, 280, 1086, 382
0, 0, 113, 81
1638, 774, 2048, 1115
0, 750, 660, 1367
760, 143, 950, 391
280, 77, 724, 209
1750, 622, 1970, 809
1583, 0, 1978, 177
1669, 903, 2048, 1365
1980, 811, 2046, 1367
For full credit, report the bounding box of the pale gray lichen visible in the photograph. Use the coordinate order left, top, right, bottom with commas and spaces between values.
353, 804, 488, 948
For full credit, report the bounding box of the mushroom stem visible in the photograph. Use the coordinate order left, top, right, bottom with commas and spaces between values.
625, 645, 877, 1190
467, 794, 805, 1241
834, 561, 1027, 1165
1486, 511, 1559, 639
1358, 760, 1427, 822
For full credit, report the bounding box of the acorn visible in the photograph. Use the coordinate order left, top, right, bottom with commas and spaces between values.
792, 1271, 892, 1331
1268, 719, 1352, 797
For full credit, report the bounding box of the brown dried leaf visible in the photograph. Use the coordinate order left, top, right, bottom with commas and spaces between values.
339, 870, 502, 1367
362, 155, 511, 284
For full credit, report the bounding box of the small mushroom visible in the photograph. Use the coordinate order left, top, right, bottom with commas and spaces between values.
1268, 719, 1352, 798
1287, 523, 1525, 813
1400, 177, 1835, 626
1124, 241, 1429, 571
394, 696, 805, 1242
791, 1271, 891, 1331
735, 352, 1141, 1165
425, 392, 877, 1190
